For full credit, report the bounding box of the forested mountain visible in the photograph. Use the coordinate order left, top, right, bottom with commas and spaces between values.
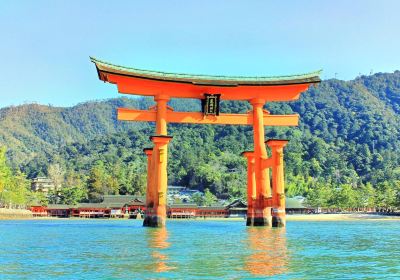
0, 98, 150, 165
1, 71, 400, 208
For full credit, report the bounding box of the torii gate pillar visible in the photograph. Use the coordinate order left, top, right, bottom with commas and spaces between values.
143, 94, 172, 227
143, 148, 154, 214
267, 140, 288, 227
242, 151, 256, 226
143, 135, 173, 227
250, 99, 272, 226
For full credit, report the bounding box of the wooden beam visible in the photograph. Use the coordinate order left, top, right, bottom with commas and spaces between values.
118, 108, 299, 126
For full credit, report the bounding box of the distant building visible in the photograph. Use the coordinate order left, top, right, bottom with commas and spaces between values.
103, 194, 146, 216
37, 195, 146, 218
30, 204, 47, 217
168, 204, 197, 218
47, 204, 70, 217
29, 195, 315, 219
226, 200, 248, 217
31, 177, 55, 193
197, 206, 227, 218
286, 196, 313, 214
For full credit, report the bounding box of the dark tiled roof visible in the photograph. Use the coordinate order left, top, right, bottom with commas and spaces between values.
47, 204, 71, 210
77, 203, 110, 209
102, 195, 145, 205
127, 200, 145, 206
106, 203, 129, 208
226, 199, 247, 209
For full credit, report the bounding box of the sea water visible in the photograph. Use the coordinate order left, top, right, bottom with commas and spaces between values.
0, 219, 399, 279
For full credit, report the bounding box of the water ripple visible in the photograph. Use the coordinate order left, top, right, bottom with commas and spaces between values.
0, 219, 399, 279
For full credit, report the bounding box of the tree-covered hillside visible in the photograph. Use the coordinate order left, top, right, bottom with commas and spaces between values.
1, 71, 400, 208
0, 98, 153, 167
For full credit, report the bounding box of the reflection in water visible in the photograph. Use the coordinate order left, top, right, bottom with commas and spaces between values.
146, 227, 176, 273
244, 227, 289, 276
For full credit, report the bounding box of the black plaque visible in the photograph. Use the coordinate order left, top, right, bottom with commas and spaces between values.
202, 94, 220, 116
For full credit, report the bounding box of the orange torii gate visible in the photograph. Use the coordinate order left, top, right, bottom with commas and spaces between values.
91, 57, 321, 227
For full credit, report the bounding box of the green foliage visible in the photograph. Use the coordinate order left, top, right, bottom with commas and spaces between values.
0, 146, 32, 207
191, 192, 204, 206
59, 186, 87, 205
0, 146, 12, 194
331, 184, 357, 209
375, 181, 399, 210
28, 191, 49, 206
305, 182, 333, 208
203, 188, 218, 206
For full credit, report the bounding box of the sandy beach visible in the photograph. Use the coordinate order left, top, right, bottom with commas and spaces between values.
2, 211, 400, 221
0, 208, 33, 220
194, 213, 400, 222
286, 213, 400, 221
171, 213, 400, 222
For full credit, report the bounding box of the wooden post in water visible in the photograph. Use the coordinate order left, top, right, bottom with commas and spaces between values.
143, 148, 154, 218
242, 151, 256, 226
143, 94, 172, 227
143, 135, 172, 227
266, 139, 288, 227
250, 99, 272, 226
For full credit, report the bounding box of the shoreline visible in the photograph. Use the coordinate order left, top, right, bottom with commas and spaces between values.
286, 213, 400, 221
1, 213, 400, 221
0, 208, 33, 220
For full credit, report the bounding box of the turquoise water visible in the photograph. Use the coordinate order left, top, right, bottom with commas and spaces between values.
0, 219, 399, 279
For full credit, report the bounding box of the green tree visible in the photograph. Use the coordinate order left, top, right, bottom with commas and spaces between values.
0, 146, 12, 196
191, 192, 204, 206
203, 188, 217, 206
306, 182, 332, 208
357, 183, 376, 210
332, 184, 357, 210
376, 181, 397, 211
59, 185, 87, 205
0, 147, 31, 208
28, 191, 48, 206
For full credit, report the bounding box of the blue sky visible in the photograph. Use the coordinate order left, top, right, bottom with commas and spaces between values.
0, 0, 399, 108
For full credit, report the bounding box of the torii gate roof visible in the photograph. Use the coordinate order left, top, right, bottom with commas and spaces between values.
91, 57, 321, 101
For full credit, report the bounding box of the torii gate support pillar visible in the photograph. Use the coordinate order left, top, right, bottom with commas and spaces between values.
143, 148, 154, 216
266, 140, 288, 227
143, 135, 172, 227
242, 151, 256, 226
250, 99, 272, 226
